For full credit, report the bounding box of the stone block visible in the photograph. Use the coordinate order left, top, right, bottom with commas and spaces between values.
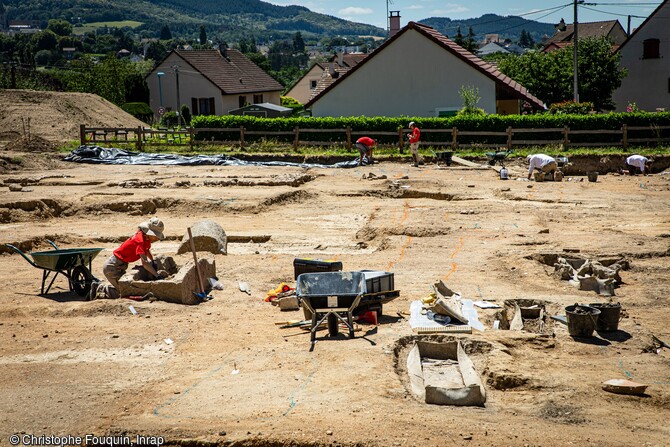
177, 220, 227, 255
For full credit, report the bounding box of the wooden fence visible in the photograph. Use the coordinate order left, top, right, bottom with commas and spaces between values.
80, 124, 670, 151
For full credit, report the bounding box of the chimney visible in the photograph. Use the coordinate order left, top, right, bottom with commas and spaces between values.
218, 43, 228, 59
337, 50, 343, 67
389, 11, 401, 37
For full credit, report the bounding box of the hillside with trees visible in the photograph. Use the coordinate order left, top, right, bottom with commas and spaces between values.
1, 0, 386, 41
420, 14, 555, 43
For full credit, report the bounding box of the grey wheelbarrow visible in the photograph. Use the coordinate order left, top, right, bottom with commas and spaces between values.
6, 240, 102, 297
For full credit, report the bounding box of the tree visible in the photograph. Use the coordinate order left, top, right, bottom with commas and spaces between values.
145, 40, 167, 62
238, 37, 257, 54
199, 25, 207, 45
519, 29, 534, 48
292, 31, 305, 52
47, 19, 73, 37
160, 25, 172, 40
31, 30, 58, 52
453, 27, 464, 47
495, 37, 626, 110
464, 27, 478, 54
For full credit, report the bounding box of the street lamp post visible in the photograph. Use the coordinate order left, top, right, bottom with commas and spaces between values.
172, 64, 181, 128
156, 71, 164, 108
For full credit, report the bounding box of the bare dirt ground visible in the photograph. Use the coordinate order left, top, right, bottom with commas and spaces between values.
1, 146, 669, 447
0, 91, 669, 447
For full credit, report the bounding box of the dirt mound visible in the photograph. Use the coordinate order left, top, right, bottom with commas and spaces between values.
0, 89, 146, 143
5, 135, 58, 152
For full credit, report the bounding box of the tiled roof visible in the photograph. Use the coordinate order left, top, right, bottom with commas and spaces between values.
174, 49, 282, 95
306, 22, 545, 110
309, 64, 349, 101
330, 53, 367, 68
548, 20, 620, 43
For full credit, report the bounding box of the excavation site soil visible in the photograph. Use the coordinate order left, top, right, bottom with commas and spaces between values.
1, 94, 669, 447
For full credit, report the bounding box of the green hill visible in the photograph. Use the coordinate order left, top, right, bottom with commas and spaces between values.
419, 14, 556, 43
1, 0, 386, 40
2, 0, 557, 43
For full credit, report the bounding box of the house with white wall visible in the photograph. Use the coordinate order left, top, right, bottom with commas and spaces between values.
285, 53, 367, 104
146, 48, 283, 118
612, 0, 670, 112
305, 22, 544, 117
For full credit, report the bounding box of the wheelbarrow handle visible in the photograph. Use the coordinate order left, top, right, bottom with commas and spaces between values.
5, 244, 39, 268
46, 240, 59, 250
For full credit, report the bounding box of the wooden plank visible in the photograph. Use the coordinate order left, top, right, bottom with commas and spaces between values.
451, 155, 483, 168
569, 129, 621, 134
457, 131, 508, 136
627, 125, 670, 131
512, 139, 563, 145
513, 128, 564, 133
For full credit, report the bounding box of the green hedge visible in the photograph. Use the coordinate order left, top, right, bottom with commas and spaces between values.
190, 112, 670, 146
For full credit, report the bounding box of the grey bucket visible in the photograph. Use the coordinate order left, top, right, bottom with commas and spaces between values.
588, 302, 622, 332
565, 304, 601, 337
587, 171, 599, 182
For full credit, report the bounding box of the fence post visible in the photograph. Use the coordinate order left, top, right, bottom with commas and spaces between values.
563, 126, 570, 148
136, 126, 143, 152
189, 127, 195, 150
398, 127, 404, 153
506, 126, 512, 150
622, 124, 628, 149
79, 124, 86, 146
293, 126, 300, 150
346, 126, 351, 149
240, 126, 245, 149
452, 127, 458, 150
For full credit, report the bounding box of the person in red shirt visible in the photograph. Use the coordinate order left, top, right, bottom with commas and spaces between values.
407, 122, 421, 167
355, 136, 376, 165
91, 217, 165, 300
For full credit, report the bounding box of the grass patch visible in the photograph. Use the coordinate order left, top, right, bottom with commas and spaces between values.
73, 21, 143, 35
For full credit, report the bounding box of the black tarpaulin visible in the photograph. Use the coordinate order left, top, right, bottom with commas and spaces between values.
64, 146, 364, 168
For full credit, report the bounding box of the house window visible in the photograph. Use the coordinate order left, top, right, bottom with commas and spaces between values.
239, 96, 247, 108
310, 80, 317, 89
253, 94, 263, 104
190, 97, 215, 116
643, 39, 660, 59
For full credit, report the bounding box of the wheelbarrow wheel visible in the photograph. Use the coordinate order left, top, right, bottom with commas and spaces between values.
71, 265, 92, 297
327, 313, 339, 337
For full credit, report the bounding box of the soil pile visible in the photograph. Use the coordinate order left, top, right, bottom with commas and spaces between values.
0, 89, 146, 143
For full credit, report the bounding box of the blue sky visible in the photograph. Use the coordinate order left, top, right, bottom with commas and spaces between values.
266, 0, 662, 31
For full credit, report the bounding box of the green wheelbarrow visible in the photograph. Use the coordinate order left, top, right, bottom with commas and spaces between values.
6, 240, 103, 297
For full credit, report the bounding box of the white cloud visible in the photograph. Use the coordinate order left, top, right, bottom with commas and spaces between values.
338, 7, 374, 16
431, 5, 469, 15
407, 5, 424, 11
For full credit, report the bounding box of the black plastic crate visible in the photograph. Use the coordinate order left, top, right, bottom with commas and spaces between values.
293, 258, 343, 279
359, 270, 394, 294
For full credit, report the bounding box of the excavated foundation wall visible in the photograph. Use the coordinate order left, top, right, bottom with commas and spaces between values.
119, 257, 216, 305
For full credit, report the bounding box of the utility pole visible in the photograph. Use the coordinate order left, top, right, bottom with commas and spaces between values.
172, 65, 181, 127
573, 0, 583, 103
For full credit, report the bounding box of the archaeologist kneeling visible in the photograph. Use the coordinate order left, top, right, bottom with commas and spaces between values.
526, 153, 557, 180
91, 217, 166, 300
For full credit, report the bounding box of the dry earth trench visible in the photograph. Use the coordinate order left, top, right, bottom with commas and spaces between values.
1, 147, 669, 447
